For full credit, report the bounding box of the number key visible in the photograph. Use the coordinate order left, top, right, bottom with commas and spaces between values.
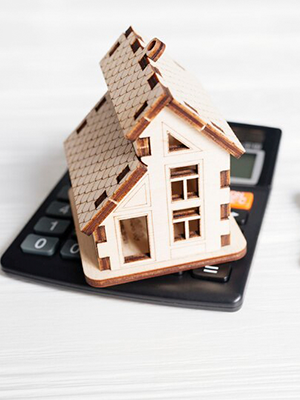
230, 190, 254, 211
34, 217, 70, 236
21, 234, 59, 256
57, 185, 70, 202
46, 201, 72, 218
60, 239, 81, 260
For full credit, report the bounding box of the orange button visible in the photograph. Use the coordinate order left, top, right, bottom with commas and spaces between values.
230, 190, 254, 210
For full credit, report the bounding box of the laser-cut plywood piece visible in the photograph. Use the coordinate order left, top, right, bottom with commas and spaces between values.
121, 184, 148, 210
64, 26, 247, 288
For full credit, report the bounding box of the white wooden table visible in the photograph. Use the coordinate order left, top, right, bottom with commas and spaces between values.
1, 1, 300, 398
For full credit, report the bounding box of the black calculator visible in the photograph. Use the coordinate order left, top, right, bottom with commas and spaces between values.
1, 122, 281, 311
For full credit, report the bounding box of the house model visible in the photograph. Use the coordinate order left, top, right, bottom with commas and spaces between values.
64, 26, 247, 288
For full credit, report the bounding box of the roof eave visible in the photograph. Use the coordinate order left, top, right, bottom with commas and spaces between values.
124, 88, 173, 142
81, 163, 148, 235
168, 99, 245, 158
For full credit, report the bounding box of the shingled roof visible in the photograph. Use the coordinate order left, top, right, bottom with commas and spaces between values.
100, 26, 244, 158
64, 93, 146, 235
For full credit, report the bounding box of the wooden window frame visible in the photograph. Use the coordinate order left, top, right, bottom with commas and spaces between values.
170, 164, 200, 202
168, 162, 204, 244
168, 133, 189, 152
116, 213, 153, 265
172, 207, 201, 242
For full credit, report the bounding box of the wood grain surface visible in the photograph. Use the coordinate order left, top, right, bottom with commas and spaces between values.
1, 0, 300, 399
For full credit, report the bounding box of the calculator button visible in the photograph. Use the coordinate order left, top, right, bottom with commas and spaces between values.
230, 190, 254, 210
34, 217, 70, 236
46, 201, 72, 218
21, 234, 59, 256
231, 209, 248, 226
57, 185, 70, 202
60, 239, 80, 260
191, 264, 232, 283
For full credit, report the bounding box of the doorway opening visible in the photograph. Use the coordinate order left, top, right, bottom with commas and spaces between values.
119, 216, 151, 263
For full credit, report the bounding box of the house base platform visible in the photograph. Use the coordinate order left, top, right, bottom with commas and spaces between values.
70, 189, 247, 288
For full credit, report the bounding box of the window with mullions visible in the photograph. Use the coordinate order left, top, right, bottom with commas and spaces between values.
173, 207, 201, 241
170, 164, 199, 201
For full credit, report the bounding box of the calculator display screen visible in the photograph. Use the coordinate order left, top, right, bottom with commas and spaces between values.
231, 153, 256, 179
230, 148, 265, 186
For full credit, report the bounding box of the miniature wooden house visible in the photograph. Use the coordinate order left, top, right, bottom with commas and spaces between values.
64, 26, 247, 288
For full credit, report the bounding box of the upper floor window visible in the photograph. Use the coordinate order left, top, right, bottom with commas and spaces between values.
168, 133, 189, 152
170, 164, 200, 201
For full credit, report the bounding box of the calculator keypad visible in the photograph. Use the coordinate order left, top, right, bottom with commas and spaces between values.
230, 190, 254, 210
46, 201, 72, 218
34, 217, 70, 236
21, 234, 59, 256
60, 239, 80, 260
20, 184, 80, 260
57, 185, 70, 202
